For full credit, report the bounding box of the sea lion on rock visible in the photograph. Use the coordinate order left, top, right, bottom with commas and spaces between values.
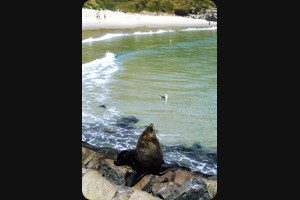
135, 123, 164, 173
114, 123, 171, 187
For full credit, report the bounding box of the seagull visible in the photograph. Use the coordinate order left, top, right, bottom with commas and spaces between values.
159, 94, 168, 100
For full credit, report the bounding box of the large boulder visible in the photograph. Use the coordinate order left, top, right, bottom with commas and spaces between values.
82, 169, 117, 200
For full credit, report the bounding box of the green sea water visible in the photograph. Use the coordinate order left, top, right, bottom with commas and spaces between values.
82, 27, 217, 150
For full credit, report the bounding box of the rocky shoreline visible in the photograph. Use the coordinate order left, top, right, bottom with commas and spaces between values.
82, 141, 217, 200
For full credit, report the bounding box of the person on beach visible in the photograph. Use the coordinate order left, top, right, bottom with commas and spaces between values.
96, 11, 100, 20
208, 20, 211, 26
104, 14, 106, 20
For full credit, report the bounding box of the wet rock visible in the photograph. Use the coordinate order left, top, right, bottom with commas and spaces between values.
98, 104, 107, 109
100, 159, 136, 185
115, 116, 139, 129
119, 116, 139, 124
82, 169, 117, 200
104, 127, 117, 134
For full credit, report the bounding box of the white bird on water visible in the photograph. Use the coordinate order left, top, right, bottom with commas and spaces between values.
159, 94, 168, 100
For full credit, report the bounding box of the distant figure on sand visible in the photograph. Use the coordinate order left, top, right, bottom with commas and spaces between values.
96, 11, 100, 20
208, 20, 211, 26
104, 14, 106, 20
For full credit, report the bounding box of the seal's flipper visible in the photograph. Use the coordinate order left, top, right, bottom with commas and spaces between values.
114, 149, 136, 166
125, 170, 147, 187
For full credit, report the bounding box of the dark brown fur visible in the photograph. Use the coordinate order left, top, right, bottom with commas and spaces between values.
135, 123, 164, 173
114, 123, 168, 186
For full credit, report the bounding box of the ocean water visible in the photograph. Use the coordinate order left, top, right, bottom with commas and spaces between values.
82, 26, 217, 175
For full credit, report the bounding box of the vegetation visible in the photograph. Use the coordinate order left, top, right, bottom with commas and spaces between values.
82, 0, 216, 16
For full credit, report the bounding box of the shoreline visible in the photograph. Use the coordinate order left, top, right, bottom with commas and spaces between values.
82, 143, 217, 199
82, 9, 217, 30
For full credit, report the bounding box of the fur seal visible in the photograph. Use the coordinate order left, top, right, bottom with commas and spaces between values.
135, 123, 164, 173
114, 123, 170, 186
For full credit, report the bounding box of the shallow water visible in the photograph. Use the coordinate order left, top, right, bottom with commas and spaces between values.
82, 26, 217, 175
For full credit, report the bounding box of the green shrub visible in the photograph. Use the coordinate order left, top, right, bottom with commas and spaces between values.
82, 0, 216, 14
83, 0, 100, 9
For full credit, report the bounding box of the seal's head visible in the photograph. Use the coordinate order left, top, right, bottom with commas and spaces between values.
140, 123, 156, 139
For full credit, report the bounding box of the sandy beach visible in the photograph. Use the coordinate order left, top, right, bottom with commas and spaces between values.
82, 8, 217, 30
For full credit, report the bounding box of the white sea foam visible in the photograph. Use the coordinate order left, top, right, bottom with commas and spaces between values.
133, 29, 175, 35
82, 28, 216, 44
164, 150, 217, 175
82, 30, 176, 44
181, 27, 217, 31
82, 52, 118, 86
82, 52, 120, 126
82, 33, 129, 43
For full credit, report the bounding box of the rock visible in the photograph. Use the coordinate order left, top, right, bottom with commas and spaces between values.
174, 169, 201, 185
85, 152, 108, 170
98, 104, 107, 109
132, 174, 157, 192
81, 142, 217, 200
112, 185, 134, 200
82, 169, 117, 200
152, 181, 179, 199
82, 142, 120, 160
128, 190, 161, 200
82, 147, 96, 165
169, 178, 211, 200
115, 116, 139, 129
118, 116, 139, 124
100, 159, 136, 185
82, 145, 117, 170
148, 170, 177, 198
206, 175, 217, 181
202, 179, 217, 199
157, 170, 176, 183
112, 193, 131, 200
82, 167, 87, 176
